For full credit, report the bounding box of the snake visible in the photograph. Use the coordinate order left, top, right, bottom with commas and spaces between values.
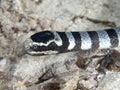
23, 27, 120, 56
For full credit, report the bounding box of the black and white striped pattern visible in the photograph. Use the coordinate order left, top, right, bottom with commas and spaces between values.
24, 27, 120, 55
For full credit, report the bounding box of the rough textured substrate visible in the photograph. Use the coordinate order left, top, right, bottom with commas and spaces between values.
0, 0, 120, 90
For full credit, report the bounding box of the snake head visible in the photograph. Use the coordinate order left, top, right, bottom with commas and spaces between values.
23, 31, 62, 55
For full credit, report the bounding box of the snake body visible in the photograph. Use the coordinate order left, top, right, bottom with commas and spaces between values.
23, 27, 120, 55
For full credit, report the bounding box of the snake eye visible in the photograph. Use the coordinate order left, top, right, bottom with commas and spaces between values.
32, 44, 38, 50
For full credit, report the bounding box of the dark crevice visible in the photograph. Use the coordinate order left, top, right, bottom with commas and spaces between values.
35, 69, 51, 84
72, 16, 116, 27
